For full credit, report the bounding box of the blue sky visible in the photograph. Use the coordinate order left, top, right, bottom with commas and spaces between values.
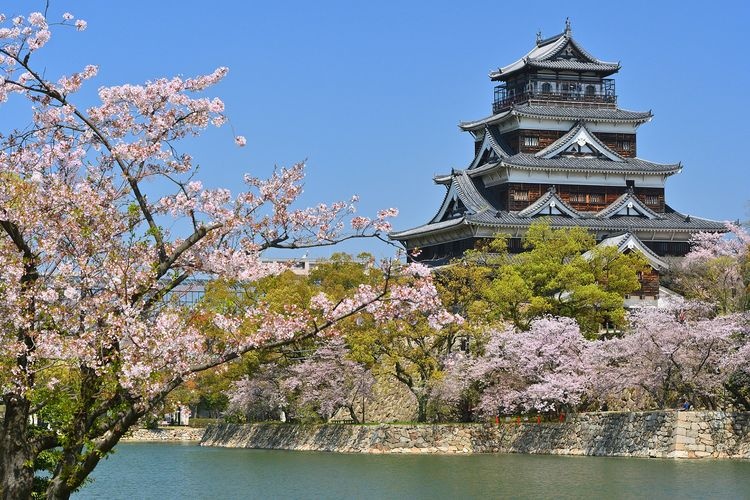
4, 1, 749, 258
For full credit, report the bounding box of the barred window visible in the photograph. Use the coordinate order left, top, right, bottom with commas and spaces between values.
523, 136, 539, 147
570, 193, 586, 203
645, 195, 659, 205
513, 190, 529, 201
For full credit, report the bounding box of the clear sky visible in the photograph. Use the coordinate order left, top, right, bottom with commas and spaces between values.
4, 0, 749, 258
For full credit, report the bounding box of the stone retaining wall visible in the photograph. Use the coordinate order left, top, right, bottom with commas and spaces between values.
123, 427, 205, 442
200, 411, 750, 459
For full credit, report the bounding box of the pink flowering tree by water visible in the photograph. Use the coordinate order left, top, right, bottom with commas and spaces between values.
282, 338, 374, 422
0, 10, 455, 499
440, 309, 749, 418
455, 317, 590, 417
586, 305, 749, 410
226, 365, 291, 422
677, 223, 750, 313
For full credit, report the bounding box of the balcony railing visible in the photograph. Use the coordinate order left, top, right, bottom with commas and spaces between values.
493, 79, 616, 114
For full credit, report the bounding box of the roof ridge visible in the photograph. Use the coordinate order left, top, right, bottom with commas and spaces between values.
517, 188, 581, 218
459, 106, 652, 130
534, 121, 584, 158
536, 32, 566, 48
484, 126, 512, 158
498, 155, 682, 175
596, 191, 663, 220
534, 121, 624, 161
454, 170, 493, 214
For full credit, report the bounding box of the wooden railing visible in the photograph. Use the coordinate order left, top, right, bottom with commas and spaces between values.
493, 91, 617, 114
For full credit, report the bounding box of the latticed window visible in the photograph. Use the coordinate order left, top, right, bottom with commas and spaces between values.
523, 136, 539, 147
513, 190, 529, 201
645, 195, 659, 205
589, 194, 604, 203
570, 193, 586, 203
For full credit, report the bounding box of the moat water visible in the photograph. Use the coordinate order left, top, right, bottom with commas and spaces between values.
72, 442, 750, 499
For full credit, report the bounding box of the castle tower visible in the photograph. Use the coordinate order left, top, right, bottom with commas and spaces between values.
391, 21, 725, 267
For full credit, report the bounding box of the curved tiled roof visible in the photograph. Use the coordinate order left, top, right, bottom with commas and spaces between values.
459, 104, 652, 130
465, 206, 726, 233
526, 60, 621, 72
534, 121, 624, 161
391, 205, 726, 244
390, 216, 466, 239
588, 232, 669, 270
485, 126, 513, 158
500, 153, 680, 175
453, 171, 493, 214
517, 189, 582, 218
489, 30, 619, 80
596, 191, 664, 220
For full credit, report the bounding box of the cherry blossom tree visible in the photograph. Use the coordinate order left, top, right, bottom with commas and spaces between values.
587, 305, 748, 410
676, 223, 750, 313
441, 310, 749, 418
0, 10, 455, 499
282, 338, 374, 422
227, 365, 290, 422
453, 317, 590, 417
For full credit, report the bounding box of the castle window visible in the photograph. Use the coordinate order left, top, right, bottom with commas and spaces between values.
645, 195, 659, 205
523, 136, 539, 147
618, 140, 632, 151
513, 190, 529, 201
541, 82, 552, 93
570, 193, 586, 203
589, 194, 604, 203
585, 85, 596, 96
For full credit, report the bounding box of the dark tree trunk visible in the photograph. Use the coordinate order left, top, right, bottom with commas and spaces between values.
0, 398, 34, 500
416, 395, 428, 423
347, 406, 361, 424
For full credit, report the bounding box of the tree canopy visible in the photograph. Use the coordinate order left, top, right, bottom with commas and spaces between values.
0, 10, 454, 499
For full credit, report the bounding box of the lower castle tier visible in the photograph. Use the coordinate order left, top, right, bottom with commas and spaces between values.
390, 25, 726, 268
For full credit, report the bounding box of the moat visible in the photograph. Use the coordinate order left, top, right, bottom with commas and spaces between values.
72, 442, 750, 499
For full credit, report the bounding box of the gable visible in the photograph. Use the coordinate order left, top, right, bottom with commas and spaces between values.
517, 189, 581, 219
536, 122, 624, 162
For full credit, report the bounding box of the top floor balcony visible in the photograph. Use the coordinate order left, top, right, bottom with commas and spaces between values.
493, 78, 616, 114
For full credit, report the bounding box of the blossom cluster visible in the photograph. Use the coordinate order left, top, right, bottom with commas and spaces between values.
439, 308, 750, 415
0, 10, 448, 404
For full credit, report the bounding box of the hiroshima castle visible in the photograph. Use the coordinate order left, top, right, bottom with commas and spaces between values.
391, 21, 724, 303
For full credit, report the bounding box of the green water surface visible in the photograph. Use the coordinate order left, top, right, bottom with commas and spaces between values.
72, 442, 750, 499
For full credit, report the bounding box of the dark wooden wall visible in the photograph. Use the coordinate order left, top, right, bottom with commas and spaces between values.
497, 129, 637, 157
504, 183, 664, 213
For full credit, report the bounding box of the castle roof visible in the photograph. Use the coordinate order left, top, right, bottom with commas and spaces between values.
534, 121, 623, 161
459, 103, 652, 131
584, 232, 669, 271
391, 207, 727, 241
391, 165, 725, 242
516, 188, 582, 218
443, 153, 680, 178
596, 190, 664, 220
489, 24, 620, 81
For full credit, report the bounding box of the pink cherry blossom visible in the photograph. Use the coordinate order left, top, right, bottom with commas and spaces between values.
0, 10, 456, 498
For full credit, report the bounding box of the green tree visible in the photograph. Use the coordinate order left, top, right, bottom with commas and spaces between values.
482, 220, 647, 335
